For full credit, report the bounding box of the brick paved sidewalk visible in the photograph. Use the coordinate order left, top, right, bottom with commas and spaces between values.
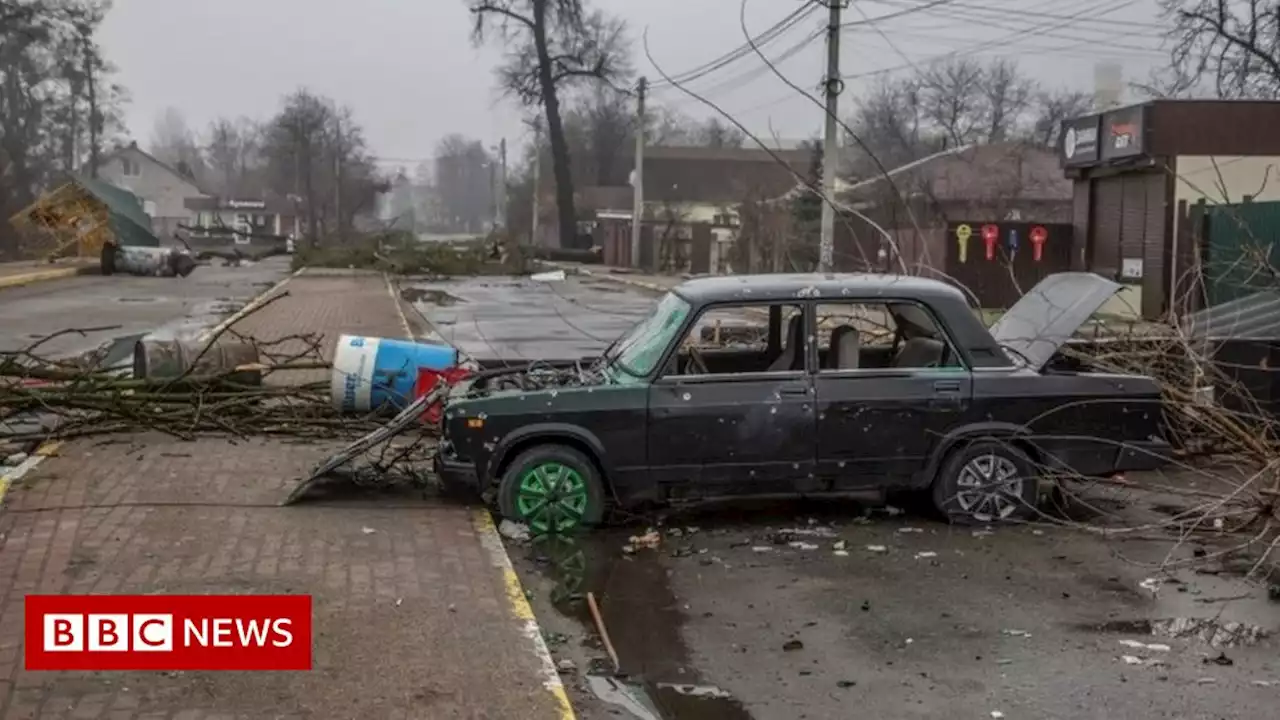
0, 272, 570, 720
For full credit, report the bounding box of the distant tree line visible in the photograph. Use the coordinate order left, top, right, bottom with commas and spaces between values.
148, 91, 385, 247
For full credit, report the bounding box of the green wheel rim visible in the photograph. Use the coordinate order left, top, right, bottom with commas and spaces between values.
515, 462, 590, 534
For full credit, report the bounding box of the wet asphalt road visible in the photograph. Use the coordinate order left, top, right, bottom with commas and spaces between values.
405, 273, 654, 362
0, 257, 289, 359
409, 273, 1280, 720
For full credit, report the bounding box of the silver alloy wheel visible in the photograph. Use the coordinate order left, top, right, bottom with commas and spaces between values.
954, 453, 1023, 521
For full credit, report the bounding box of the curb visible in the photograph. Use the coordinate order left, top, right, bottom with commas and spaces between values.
197, 266, 306, 344
0, 441, 62, 510
0, 265, 96, 290
472, 510, 577, 720
540, 261, 673, 294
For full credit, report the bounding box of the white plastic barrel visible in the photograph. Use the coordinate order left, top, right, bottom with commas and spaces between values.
330, 334, 459, 413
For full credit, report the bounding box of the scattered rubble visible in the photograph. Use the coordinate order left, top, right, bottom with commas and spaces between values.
499, 520, 531, 542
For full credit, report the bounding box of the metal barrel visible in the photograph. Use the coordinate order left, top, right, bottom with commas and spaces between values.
133, 338, 262, 386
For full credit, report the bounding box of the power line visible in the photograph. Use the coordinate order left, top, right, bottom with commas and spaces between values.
651, 0, 965, 109
840, 0, 1146, 81
859, 0, 1171, 55
869, 0, 1169, 30
648, 2, 821, 89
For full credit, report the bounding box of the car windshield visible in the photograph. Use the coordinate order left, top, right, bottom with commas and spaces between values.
609, 291, 692, 377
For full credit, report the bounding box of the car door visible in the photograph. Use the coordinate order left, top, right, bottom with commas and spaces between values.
647, 301, 817, 499
812, 300, 972, 489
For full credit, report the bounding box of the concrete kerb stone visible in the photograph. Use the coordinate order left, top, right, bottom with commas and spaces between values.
473, 509, 578, 720
197, 266, 307, 344
537, 261, 673, 294
0, 264, 97, 290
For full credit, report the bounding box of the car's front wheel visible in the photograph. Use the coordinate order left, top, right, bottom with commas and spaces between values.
931, 439, 1038, 524
497, 444, 606, 534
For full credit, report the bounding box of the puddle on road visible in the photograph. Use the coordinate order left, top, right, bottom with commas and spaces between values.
526, 531, 753, 720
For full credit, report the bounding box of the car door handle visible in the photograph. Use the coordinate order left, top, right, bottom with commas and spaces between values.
933, 380, 962, 393
779, 386, 809, 396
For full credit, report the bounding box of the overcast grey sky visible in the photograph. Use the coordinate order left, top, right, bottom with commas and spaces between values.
99, 0, 1170, 172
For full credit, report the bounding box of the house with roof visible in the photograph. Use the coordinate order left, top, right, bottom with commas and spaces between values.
98, 141, 210, 241
549, 145, 811, 269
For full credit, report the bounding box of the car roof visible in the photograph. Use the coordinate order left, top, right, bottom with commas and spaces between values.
672, 273, 971, 306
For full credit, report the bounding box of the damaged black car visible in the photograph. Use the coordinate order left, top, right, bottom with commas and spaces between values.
434, 272, 1172, 533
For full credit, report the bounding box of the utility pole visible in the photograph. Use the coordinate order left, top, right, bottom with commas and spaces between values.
630, 76, 647, 269
498, 138, 508, 230
531, 120, 542, 246
818, 0, 843, 272
334, 113, 344, 236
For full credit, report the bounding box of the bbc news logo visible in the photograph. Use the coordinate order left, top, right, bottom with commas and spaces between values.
25, 595, 311, 671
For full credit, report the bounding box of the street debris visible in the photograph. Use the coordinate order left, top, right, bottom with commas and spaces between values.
586, 592, 621, 674
898, 527, 924, 533
782, 639, 804, 651
2, 293, 426, 454
361, 526, 377, 535
530, 269, 567, 282
1002, 629, 1032, 638
285, 384, 442, 505
833, 540, 847, 550
1204, 651, 1234, 666
866, 545, 888, 553
623, 529, 661, 553
789, 541, 819, 551
654, 683, 733, 699
1139, 578, 1162, 594
1119, 639, 1171, 652
914, 551, 938, 560
499, 520, 531, 542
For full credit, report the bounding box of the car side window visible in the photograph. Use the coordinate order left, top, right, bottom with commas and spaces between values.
815, 301, 964, 372
663, 302, 804, 377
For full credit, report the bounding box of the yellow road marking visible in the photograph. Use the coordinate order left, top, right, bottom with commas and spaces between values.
0, 267, 82, 290
0, 441, 61, 508
472, 509, 577, 720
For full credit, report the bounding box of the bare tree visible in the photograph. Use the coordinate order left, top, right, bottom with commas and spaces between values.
1159, 0, 1280, 99
262, 94, 384, 243
150, 107, 206, 182
434, 133, 493, 233
469, 0, 630, 248
847, 58, 1051, 176
206, 116, 264, 198
919, 57, 987, 148
1029, 88, 1095, 148
983, 59, 1034, 142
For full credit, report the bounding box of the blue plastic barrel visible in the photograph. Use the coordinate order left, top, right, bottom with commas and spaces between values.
330, 334, 459, 413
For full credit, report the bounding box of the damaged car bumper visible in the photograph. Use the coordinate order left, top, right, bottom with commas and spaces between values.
1113, 437, 1174, 473
433, 439, 480, 490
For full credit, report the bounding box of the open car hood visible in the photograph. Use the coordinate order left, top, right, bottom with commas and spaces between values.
988, 272, 1122, 370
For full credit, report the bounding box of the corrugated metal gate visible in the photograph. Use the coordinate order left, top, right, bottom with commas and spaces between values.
1088, 172, 1167, 317
1203, 200, 1280, 306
